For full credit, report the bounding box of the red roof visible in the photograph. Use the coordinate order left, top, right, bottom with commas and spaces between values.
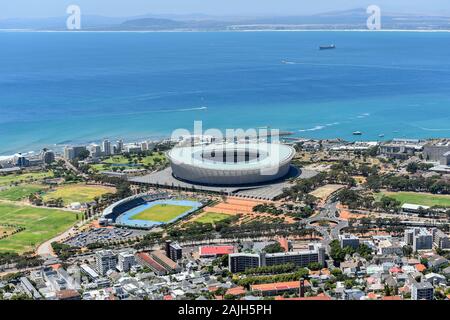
275, 293, 331, 300
199, 245, 235, 256
277, 237, 289, 252
389, 267, 402, 274
251, 280, 310, 293
382, 295, 402, 300
136, 252, 166, 273
163, 295, 173, 300
226, 286, 246, 296
415, 264, 426, 272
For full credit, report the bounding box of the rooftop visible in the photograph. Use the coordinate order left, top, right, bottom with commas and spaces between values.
199, 245, 235, 256
250, 280, 310, 292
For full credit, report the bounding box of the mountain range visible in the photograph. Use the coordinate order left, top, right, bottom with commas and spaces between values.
1, 8, 450, 31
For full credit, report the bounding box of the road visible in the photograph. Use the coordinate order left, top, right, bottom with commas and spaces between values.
36, 225, 79, 258
303, 200, 348, 253
57, 156, 89, 179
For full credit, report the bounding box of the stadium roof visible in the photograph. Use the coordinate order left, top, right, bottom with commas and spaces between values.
168, 142, 295, 171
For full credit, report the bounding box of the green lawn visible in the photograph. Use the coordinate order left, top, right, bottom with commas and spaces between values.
91, 153, 167, 172
0, 184, 47, 201
0, 171, 53, 186
377, 192, 450, 207
194, 212, 232, 224
130, 204, 193, 222
43, 184, 115, 205
0, 203, 78, 253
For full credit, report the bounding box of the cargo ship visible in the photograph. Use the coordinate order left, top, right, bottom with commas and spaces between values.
319, 44, 336, 50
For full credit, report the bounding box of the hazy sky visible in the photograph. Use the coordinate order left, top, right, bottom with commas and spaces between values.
1, 0, 450, 19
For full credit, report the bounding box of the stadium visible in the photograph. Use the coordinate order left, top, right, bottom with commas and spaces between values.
101, 193, 203, 229
167, 142, 296, 186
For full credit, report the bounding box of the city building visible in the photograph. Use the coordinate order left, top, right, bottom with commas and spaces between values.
102, 139, 112, 156
150, 250, 180, 273
80, 264, 100, 281
117, 251, 136, 273
379, 139, 424, 160
125, 144, 142, 154
89, 144, 102, 158
423, 140, 450, 161
229, 253, 260, 273
15, 154, 30, 167
135, 252, 167, 276
140, 141, 149, 151
432, 228, 450, 250
199, 245, 235, 258
440, 151, 450, 166
64, 146, 88, 160
95, 250, 118, 276
411, 281, 434, 300
20, 277, 42, 300
117, 140, 124, 153
405, 228, 433, 251
339, 234, 360, 249
165, 241, 182, 261
377, 239, 403, 255
401, 203, 431, 215
250, 280, 310, 297
56, 289, 81, 300
41, 150, 55, 164
228, 244, 325, 273
64, 147, 75, 160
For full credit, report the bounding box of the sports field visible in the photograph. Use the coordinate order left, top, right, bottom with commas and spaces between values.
193, 212, 232, 224
377, 192, 450, 207
115, 199, 202, 228
0, 203, 78, 253
0, 171, 53, 186
130, 204, 193, 222
0, 184, 47, 201
43, 184, 115, 205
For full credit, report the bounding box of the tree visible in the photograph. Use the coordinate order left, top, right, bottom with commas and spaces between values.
263, 243, 284, 253
307, 262, 322, 271
406, 162, 419, 174
402, 245, 413, 257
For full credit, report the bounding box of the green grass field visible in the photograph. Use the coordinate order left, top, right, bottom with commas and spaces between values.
377, 192, 450, 207
91, 153, 167, 172
43, 184, 115, 205
0, 184, 47, 201
130, 204, 193, 222
194, 212, 232, 224
0, 171, 53, 186
0, 203, 78, 253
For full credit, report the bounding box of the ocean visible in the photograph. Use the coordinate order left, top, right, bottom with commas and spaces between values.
1, 31, 450, 155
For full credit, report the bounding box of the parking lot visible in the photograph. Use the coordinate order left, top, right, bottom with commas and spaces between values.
64, 227, 148, 247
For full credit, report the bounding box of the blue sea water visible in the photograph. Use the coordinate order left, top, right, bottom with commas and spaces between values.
1, 31, 450, 155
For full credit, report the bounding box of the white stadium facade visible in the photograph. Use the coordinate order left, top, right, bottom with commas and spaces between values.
167, 143, 296, 186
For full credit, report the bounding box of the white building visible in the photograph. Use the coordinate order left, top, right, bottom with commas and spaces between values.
95, 250, 117, 276
117, 251, 136, 272
102, 139, 112, 156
